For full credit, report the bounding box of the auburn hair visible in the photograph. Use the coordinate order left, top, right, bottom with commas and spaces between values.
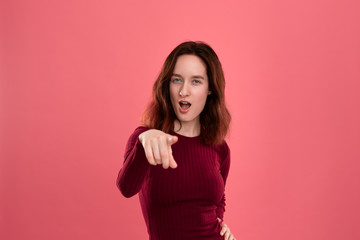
140, 41, 231, 145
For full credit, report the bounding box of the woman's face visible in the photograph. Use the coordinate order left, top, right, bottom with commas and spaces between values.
169, 54, 211, 127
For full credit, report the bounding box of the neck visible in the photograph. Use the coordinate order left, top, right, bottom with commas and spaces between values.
173, 119, 201, 137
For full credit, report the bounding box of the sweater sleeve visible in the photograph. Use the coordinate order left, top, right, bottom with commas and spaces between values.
216, 141, 231, 221
116, 126, 151, 198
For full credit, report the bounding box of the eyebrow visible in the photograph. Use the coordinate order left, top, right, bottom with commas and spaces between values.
172, 73, 205, 79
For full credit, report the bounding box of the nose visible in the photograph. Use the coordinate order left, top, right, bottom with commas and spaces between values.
179, 81, 190, 97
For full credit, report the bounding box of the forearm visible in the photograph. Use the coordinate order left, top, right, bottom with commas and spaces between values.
116, 127, 150, 198
216, 193, 226, 221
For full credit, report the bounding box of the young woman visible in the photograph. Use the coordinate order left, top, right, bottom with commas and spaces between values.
116, 41, 236, 240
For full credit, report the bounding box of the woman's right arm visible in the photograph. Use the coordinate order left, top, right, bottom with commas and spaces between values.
116, 126, 178, 198
116, 126, 151, 198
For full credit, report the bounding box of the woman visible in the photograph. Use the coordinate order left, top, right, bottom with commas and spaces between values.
116, 41, 236, 240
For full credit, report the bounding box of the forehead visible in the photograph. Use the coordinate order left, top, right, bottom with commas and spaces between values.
173, 54, 207, 77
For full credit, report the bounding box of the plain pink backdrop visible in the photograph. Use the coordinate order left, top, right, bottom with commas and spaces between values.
1, 0, 360, 239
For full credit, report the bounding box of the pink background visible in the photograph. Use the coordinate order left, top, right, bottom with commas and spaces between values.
1, 0, 360, 239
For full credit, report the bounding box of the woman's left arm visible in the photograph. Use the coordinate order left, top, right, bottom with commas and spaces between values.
216, 142, 236, 240
216, 141, 231, 221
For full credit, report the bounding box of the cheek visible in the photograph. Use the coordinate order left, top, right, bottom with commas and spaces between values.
169, 86, 178, 106
169, 86, 176, 97
192, 92, 209, 113
170, 86, 175, 97
197, 90, 210, 103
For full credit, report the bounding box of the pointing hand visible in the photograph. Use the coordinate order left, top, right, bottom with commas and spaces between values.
139, 129, 178, 169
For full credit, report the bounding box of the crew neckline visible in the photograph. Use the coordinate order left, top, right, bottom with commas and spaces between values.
170, 130, 201, 140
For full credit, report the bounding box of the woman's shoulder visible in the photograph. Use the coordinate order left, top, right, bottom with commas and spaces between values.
133, 125, 150, 133
213, 139, 230, 162
130, 125, 151, 138
219, 139, 230, 158
126, 126, 150, 145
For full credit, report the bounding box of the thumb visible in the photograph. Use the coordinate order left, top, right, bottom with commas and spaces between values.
167, 135, 178, 145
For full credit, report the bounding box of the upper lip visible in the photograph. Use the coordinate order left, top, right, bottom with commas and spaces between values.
179, 100, 191, 104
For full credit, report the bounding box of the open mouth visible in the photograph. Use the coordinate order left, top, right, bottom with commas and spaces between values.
179, 101, 191, 110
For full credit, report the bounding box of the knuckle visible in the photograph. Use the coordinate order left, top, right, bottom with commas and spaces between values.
156, 135, 165, 141
153, 140, 160, 147
160, 151, 168, 158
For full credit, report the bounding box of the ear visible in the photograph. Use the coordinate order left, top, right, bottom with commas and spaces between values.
208, 91, 212, 95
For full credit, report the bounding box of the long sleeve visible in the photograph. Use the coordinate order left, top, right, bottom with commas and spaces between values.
116, 126, 150, 198
216, 141, 231, 221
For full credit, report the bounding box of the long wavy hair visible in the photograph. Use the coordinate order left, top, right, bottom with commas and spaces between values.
141, 41, 231, 145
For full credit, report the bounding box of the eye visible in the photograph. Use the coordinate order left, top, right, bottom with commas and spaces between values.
172, 78, 181, 83
193, 79, 201, 84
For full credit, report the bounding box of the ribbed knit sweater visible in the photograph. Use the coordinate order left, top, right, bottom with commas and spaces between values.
116, 126, 231, 240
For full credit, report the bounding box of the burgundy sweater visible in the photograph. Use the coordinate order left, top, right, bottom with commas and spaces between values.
116, 126, 231, 240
